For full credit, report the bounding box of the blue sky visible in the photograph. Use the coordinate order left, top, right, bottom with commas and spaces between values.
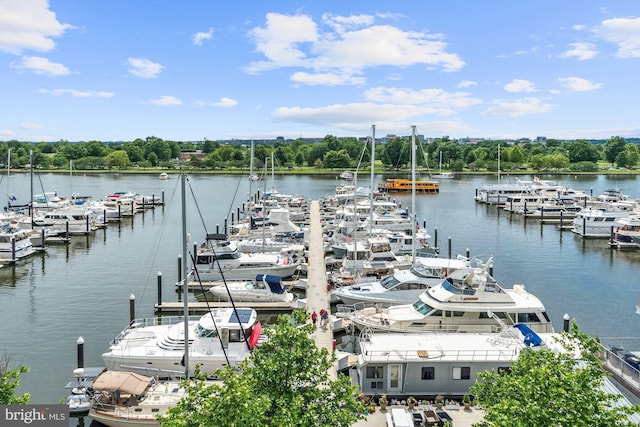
1, 1, 639, 142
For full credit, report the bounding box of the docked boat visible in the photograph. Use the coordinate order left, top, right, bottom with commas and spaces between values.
610, 214, 640, 249
207, 274, 295, 303
31, 206, 98, 235
524, 198, 582, 221
474, 183, 532, 205
572, 202, 638, 238
89, 370, 185, 427
332, 256, 472, 307
102, 307, 262, 378
352, 325, 562, 397
431, 151, 454, 179
0, 220, 37, 264
194, 234, 300, 281
377, 178, 439, 193
64, 366, 106, 415
347, 261, 554, 334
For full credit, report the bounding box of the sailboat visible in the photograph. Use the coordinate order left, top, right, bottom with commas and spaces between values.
431, 151, 454, 179
93, 173, 261, 427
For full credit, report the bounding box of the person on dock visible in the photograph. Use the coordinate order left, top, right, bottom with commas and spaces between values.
320, 308, 329, 329
311, 311, 318, 327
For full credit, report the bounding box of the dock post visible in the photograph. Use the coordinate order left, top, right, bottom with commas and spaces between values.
216, 224, 219, 234
448, 237, 452, 259
11, 236, 16, 262
177, 255, 182, 284
152, 193, 155, 208
162, 190, 165, 205
103, 209, 107, 226
157, 272, 162, 308
563, 313, 570, 333
41, 228, 46, 250
434, 227, 438, 250
129, 294, 135, 325
466, 248, 470, 259
76, 337, 84, 369
559, 211, 564, 229
423, 220, 426, 229
224, 219, 227, 234
489, 260, 494, 277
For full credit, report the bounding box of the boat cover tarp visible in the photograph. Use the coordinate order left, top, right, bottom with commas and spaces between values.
256, 274, 286, 294
514, 323, 543, 347
92, 371, 153, 395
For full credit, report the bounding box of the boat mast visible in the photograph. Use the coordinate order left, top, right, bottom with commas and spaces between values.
180, 172, 190, 380
368, 124, 375, 235
411, 126, 417, 264
29, 151, 34, 224
498, 145, 501, 181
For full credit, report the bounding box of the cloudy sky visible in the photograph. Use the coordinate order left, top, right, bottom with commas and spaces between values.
1, 1, 639, 142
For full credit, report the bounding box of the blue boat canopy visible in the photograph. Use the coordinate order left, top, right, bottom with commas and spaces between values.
256, 274, 286, 294
514, 323, 543, 347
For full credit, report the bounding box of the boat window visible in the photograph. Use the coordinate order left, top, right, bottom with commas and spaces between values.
421, 367, 435, 380
412, 301, 434, 315
452, 366, 471, 380
380, 275, 400, 290
517, 313, 540, 323
365, 366, 384, 379
229, 329, 242, 342
196, 255, 213, 265
194, 323, 217, 338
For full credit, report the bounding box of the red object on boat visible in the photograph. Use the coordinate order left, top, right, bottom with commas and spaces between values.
249, 321, 262, 348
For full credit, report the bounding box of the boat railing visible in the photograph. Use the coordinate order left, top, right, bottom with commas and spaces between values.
361, 347, 518, 362
130, 315, 202, 329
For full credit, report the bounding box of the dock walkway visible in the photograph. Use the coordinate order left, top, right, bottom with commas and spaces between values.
305, 200, 336, 380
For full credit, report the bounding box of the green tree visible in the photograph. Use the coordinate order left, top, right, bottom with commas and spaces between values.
106, 150, 130, 169
147, 152, 159, 167
0, 353, 30, 404
568, 140, 601, 163
626, 143, 639, 168
381, 137, 410, 169
604, 136, 627, 165
471, 323, 640, 427
159, 310, 364, 427
323, 149, 352, 169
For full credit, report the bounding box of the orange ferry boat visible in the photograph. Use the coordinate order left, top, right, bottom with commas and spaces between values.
378, 178, 439, 193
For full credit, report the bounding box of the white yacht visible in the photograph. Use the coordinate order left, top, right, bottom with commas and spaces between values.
89, 370, 185, 427
348, 262, 554, 334
194, 234, 300, 281
610, 214, 640, 249
524, 198, 582, 220
332, 256, 472, 307
0, 220, 37, 264
572, 202, 638, 238
207, 274, 296, 303
102, 307, 262, 378
31, 206, 98, 235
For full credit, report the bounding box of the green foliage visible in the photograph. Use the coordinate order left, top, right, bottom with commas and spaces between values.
470, 322, 640, 427
159, 310, 365, 427
0, 354, 30, 404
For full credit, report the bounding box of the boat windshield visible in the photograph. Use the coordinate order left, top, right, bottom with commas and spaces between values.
380, 275, 400, 290
194, 323, 217, 338
412, 300, 434, 315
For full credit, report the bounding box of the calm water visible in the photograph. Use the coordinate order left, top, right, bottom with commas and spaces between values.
1, 172, 640, 425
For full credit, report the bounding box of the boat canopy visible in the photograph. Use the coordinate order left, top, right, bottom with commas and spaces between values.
514, 323, 543, 347
256, 274, 286, 294
92, 371, 153, 395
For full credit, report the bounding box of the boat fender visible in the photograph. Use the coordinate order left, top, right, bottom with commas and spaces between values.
199, 249, 205, 254
283, 257, 289, 265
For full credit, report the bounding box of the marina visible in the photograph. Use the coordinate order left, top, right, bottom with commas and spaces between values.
2, 172, 640, 426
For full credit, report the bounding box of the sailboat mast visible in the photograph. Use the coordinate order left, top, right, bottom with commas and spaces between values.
368, 124, 375, 235
411, 126, 417, 264
180, 172, 190, 380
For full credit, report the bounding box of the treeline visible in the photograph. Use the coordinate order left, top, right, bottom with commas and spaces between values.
1, 135, 638, 172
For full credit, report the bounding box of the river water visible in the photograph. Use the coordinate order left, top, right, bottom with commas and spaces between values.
1, 172, 640, 425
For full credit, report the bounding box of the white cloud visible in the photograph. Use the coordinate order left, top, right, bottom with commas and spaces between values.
560, 42, 598, 60
482, 97, 552, 117
558, 77, 602, 92
457, 80, 477, 88
38, 88, 114, 97
246, 13, 464, 78
19, 56, 69, 76
149, 96, 182, 106
596, 17, 640, 58
504, 79, 537, 93
0, 129, 16, 138
290, 72, 366, 86
364, 86, 481, 114
128, 58, 163, 78
0, 0, 72, 54
195, 97, 238, 108
192, 28, 213, 46
19, 122, 45, 130
272, 103, 427, 127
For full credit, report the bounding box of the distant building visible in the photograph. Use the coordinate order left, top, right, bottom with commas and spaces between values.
536, 136, 547, 144
180, 150, 206, 161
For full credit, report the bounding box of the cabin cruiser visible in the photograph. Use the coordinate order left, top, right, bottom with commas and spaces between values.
207, 274, 296, 303
102, 307, 262, 378
347, 261, 554, 334
572, 202, 638, 238
610, 214, 640, 249
0, 220, 37, 264
89, 370, 186, 427
194, 234, 300, 281
332, 256, 472, 307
